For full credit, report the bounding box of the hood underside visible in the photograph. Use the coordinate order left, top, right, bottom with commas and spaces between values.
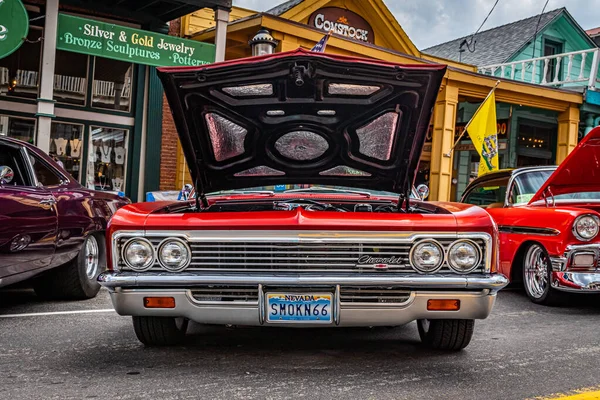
529, 126, 600, 204
158, 49, 446, 196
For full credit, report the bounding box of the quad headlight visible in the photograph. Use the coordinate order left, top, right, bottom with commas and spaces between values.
410, 240, 444, 273
158, 238, 191, 271
447, 239, 481, 274
573, 214, 600, 241
122, 238, 155, 271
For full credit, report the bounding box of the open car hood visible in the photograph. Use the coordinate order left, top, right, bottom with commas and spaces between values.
529, 126, 600, 204
158, 48, 446, 198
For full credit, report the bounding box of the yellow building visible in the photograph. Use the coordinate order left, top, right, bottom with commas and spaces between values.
169, 0, 582, 201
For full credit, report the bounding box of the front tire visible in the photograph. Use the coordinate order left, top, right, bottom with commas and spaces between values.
34, 233, 105, 300
132, 316, 188, 346
522, 244, 563, 306
417, 319, 474, 350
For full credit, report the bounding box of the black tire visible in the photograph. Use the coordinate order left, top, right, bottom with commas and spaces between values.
34, 233, 105, 300
132, 316, 188, 346
417, 319, 474, 350
522, 243, 564, 306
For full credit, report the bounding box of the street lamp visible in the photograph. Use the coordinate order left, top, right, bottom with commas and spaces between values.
249, 28, 277, 56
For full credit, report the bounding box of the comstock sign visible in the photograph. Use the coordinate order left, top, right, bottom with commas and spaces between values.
308, 7, 374, 43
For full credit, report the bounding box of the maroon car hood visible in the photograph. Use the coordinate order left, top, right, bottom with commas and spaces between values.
529, 126, 600, 204
157, 48, 446, 198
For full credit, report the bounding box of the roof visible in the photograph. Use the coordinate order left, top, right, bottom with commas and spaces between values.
423, 8, 564, 66
587, 27, 600, 37
61, 0, 232, 25
266, 0, 304, 16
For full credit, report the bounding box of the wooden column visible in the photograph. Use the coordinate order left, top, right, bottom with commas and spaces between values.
556, 106, 580, 164
429, 84, 459, 202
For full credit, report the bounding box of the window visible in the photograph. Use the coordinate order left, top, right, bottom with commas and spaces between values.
0, 28, 43, 100
50, 122, 84, 180
53, 50, 88, 105
0, 144, 30, 186
87, 126, 128, 192
510, 171, 550, 204
517, 122, 555, 166
510, 170, 600, 204
92, 57, 133, 112
463, 177, 509, 208
0, 115, 36, 144
30, 155, 63, 187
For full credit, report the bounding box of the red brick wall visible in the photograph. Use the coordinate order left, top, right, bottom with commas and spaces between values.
159, 18, 182, 191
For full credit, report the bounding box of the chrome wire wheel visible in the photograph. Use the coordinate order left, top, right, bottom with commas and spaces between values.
84, 235, 100, 280
524, 244, 549, 299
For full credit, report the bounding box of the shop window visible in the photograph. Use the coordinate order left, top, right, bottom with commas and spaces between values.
0, 28, 43, 100
50, 122, 84, 180
517, 122, 554, 166
53, 50, 88, 106
87, 126, 128, 193
0, 115, 36, 144
92, 57, 133, 112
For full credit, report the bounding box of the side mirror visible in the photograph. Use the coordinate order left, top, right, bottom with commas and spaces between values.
0, 165, 14, 185
416, 184, 429, 200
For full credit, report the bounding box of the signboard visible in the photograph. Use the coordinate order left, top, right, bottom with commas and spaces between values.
56, 14, 215, 67
0, 0, 29, 59
425, 119, 509, 143
308, 7, 374, 43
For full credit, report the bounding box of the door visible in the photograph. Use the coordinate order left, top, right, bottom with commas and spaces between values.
544, 39, 563, 83
0, 143, 58, 284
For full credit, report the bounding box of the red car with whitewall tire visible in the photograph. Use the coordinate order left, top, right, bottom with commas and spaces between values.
462, 127, 600, 305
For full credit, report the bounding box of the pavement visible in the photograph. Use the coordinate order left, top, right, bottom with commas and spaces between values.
1, 287, 600, 400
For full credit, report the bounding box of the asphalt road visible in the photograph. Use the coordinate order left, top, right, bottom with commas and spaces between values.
1, 287, 600, 400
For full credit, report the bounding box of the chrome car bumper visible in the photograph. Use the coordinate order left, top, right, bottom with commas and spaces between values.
98, 272, 508, 327
550, 244, 600, 292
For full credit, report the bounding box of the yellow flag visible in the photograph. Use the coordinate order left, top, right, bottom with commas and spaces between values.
465, 90, 498, 176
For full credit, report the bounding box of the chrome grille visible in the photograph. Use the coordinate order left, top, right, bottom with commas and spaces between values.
116, 233, 488, 274
190, 286, 258, 302
340, 287, 412, 304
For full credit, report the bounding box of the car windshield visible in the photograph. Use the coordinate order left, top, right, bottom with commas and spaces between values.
512, 170, 600, 204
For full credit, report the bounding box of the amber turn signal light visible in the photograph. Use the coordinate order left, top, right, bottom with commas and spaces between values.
144, 297, 176, 308
427, 299, 460, 311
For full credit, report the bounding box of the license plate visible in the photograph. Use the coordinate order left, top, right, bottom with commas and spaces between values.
266, 293, 333, 324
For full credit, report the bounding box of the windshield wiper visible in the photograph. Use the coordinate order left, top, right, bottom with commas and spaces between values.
284, 187, 371, 198
208, 190, 275, 196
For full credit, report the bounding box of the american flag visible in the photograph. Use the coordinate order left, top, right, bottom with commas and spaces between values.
311, 32, 331, 52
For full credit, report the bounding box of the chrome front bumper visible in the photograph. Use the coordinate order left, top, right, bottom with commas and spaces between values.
551, 244, 600, 292
98, 272, 508, 327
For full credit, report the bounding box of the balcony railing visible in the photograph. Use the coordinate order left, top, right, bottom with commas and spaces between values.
478, 48, 600, 90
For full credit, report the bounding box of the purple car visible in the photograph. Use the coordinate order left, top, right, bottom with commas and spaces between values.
0, 137, 130, 299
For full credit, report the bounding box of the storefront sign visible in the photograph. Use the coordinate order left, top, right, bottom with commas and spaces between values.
56, 14, 215, 67
0, 0, 29, 59
425, 119, 509, 143
308, 7, 374, 43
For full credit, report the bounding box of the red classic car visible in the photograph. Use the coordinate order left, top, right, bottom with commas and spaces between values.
0, 136, 130, 299
461, 127, 600, 305
98, 49, 508, 350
